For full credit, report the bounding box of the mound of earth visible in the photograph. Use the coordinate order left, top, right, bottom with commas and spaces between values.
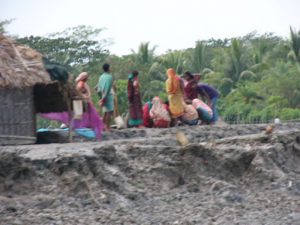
1, 123, 300, 225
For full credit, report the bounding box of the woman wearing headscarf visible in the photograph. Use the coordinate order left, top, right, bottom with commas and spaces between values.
149, 96, 171, 128
128, 70, 143, 127
166, 68, 184, 125
143, 101, 153, 128
75, 72, 91, 101
72, 71, 104, 139
192, 98, 213, 124
182, 71, 198, 103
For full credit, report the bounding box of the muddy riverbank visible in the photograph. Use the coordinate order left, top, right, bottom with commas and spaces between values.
1, 123, 300, 224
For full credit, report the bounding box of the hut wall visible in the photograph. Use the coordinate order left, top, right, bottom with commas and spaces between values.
34, 83, 68, 113
0, 88, 36, 145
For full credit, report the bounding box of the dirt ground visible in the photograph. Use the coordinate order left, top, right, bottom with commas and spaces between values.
1, 123, 300, 225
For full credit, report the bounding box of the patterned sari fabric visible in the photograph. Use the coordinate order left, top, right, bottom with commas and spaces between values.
192, 98, 213, 122
149, 96, 171, 128
128, 74, 143, 126
166, 68, 184, 118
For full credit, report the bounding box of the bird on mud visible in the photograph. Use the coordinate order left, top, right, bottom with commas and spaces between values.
265, 124, 275, 135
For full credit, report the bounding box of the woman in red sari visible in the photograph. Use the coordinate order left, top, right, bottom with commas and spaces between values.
143, 101, 153, 128
182, 71, 198, 103
128, 70, 143, 127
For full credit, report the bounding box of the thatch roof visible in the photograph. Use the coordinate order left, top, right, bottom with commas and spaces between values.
0, 34, 52, 89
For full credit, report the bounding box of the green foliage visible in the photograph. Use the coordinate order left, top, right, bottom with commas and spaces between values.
131, 42, 156, 65
279, 108, 300, 120
17, 25, 110, 75
287, 50, 297, 62
36, 116, 61, 129
239, 70, 257, 82
267, 96, 289, 108
226, 38, 247, 83
206, 38, 230, 48
290, 27, 300, 64
105, 55, 135, 80
247, 110, 264, 123
203, 72, 232, 96
148, 62, 166, 81
115, 79, 128, 115
202, 68, 213, 76
249, 33, 280, 63
159, 50, 185, 74
289, 27, 300, 73
190, 41, 206, 73
238, 84, 261, 103
249, 62, 269, 74
142, 80, 166, 102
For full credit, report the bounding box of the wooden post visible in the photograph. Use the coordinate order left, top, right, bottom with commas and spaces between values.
68, 104, 73, 143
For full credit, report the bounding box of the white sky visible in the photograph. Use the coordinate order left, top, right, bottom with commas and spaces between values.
1, 0, 300, 55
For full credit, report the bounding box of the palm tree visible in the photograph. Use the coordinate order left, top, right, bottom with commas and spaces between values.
226, 38, 254, 84
230, 38, 244, 81
148, 62, 165, 81
290, 27, 300, 62
190, 41, 206, 73
249, 34, 281, 75
289, 27, 300, 73
159, 50, 185, 74
238, 85, 263, 104
131, 42, 156, 65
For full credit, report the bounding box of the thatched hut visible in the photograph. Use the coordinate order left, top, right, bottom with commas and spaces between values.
0, 34, 71, 145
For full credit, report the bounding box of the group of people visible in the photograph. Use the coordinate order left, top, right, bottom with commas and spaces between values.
75, 63, 219, 131
143, 68, 219, 128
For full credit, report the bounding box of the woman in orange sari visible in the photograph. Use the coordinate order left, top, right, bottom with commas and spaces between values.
165, 68, 184, 126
